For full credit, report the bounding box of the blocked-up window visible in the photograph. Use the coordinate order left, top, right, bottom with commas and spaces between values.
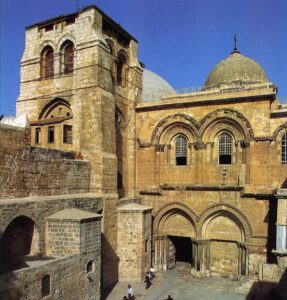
63, 125, 72, 144
41, 46, 54, 79
175, 135, 188, 166
48, 126, 54, 143
282, 132, 287, 164
42, 275, 50, 297
35, 128, 41, 144
61, 42, 74, 74
219, 132, 232, 165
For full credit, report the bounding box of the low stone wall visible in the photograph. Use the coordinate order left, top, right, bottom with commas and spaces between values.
0, 194, 105, 254
0, 255, 101, 300
0, 124, 90, 198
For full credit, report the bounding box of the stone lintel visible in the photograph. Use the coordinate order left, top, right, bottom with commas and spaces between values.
160, 184, 243, 191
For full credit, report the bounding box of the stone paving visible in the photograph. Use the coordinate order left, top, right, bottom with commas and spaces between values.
106, 263, 247, 300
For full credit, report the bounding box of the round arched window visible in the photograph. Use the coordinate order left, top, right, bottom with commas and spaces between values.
218, 132, 232, 164
175, 135, 188, 166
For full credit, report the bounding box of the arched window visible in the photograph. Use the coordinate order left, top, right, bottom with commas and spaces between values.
175, 135, 188, 166
117, 53, 126, 86
218, 132, 232, 165
42, 275, 50, 297
61, 41, 74, 74
282, 132, 287, 164
41, 46, 54, 78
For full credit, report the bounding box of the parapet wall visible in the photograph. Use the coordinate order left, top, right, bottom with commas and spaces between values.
0, 124, 90, 198
0, 255, 101, 300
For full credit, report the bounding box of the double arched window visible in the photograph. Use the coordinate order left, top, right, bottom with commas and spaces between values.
282, 132, 287, 164
218, 132, 232, 165
41, 46, 54, 78
175, 135, 188, 165
61, 41, 74, 74
40, 41, 75, 79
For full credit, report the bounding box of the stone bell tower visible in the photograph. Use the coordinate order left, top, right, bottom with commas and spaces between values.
16, 5, 143, 290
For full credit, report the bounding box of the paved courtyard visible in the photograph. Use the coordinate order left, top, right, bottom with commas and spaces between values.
106, 263, 248, 300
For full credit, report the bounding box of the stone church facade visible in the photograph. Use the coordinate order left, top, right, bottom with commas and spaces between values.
0, 4, 287, 299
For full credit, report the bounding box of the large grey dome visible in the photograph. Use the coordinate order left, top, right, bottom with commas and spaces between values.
204, 51, 269, 90
142, 69, 175, 101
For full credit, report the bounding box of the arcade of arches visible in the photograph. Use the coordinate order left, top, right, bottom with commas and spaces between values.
152, 204, 249, 278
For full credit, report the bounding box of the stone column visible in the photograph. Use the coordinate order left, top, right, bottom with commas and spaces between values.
191, 239, 210, 277
155, 145, 165, 185
117, 202, 152, 282
273, 189, 287, 268
241, 140, 250, 184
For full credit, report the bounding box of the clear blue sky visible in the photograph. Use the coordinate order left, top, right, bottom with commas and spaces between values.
1, 0, 287, 115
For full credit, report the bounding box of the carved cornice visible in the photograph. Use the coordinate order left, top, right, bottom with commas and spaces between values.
155, 144, 165, 152
254, 136, 274, 142
137, 138, 151, 148
139, 190, 162, 196
240, 140, 250, 148
160, 184, 243, 191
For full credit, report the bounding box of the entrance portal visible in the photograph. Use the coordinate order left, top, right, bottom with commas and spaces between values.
168, 236, 192, 269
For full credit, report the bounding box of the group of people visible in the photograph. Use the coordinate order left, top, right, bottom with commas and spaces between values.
144, 266, 155, 289
122, 267, 173, 299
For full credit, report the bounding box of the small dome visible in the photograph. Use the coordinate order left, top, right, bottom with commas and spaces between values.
204, 51, 269, 90
142, 69, 175, 101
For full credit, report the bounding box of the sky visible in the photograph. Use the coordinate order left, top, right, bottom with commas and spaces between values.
0, 0, 287, 115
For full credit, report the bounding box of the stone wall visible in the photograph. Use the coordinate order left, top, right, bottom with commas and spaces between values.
46, 208, 102, 257
0, 255, 101, 300
0, 194, 105, 254
0, 124, 90, 198
135, 96, 287, 194
117, 202, 152, 282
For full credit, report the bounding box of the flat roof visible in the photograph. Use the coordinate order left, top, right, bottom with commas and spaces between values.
26, 5, 137, 42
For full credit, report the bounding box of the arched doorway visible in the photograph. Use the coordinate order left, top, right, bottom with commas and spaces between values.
153, 204, 197, 271
0, 216, 38, 274
200, 206, 250, 278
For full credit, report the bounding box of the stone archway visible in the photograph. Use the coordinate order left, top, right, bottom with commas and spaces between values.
153, 203, 198, 271
198, 204, 252, 277
0, 215, 39, 274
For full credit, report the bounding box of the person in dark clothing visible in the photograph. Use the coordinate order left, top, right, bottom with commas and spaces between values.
166, 295, 173, 300
144, 272, 151, 289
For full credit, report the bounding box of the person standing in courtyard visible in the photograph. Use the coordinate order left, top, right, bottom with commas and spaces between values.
145, 272, 152, 289
127, 285, 133, 299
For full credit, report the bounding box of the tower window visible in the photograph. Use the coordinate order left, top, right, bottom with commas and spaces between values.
117, 54, 126, 87
41, 46, 54, 79
63, 125, 72, 144
219, 132, 232, 165
35, 128, 41, 144
48, 126, 54, 143
175, 135, 188, 166
61, 41, 74, 75
42, 275, 50, 297
282, 132, 287, 164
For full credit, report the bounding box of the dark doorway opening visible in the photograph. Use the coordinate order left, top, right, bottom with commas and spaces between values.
169, 236, 192, 265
